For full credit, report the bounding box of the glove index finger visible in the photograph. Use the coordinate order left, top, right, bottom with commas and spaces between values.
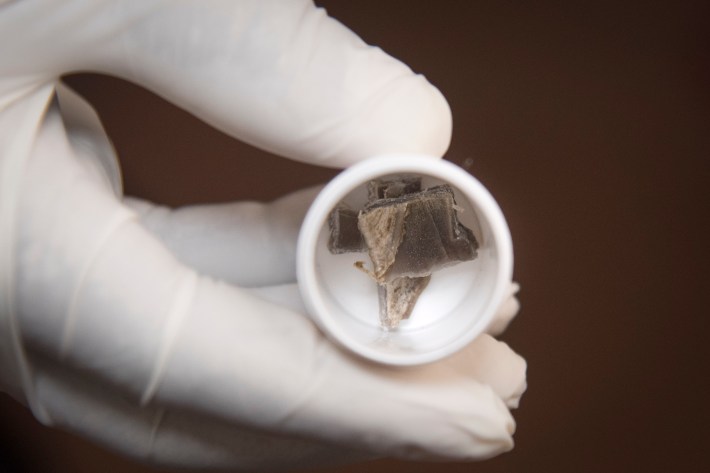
92, 0, 452, 167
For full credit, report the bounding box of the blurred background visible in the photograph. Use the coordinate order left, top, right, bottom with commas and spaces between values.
1, 1, 708, 472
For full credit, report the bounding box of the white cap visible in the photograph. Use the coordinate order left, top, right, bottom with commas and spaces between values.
297, 155, 513, 366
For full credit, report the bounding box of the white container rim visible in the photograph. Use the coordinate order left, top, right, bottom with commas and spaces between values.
297, 154, 513, 365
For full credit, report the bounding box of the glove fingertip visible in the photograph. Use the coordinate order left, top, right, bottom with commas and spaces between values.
329, 73, 452, 167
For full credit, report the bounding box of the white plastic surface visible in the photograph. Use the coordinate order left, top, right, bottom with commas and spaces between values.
298, 155, 513, 365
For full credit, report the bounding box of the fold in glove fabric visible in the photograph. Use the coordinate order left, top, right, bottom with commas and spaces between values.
1, 0, 526, 469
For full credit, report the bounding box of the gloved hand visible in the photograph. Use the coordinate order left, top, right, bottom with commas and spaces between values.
0, 0, 527, 470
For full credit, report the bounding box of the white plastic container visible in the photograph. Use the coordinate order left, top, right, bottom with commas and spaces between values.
297, 155, 513, 366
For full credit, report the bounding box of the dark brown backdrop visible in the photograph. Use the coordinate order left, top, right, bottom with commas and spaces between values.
2, 1, 708, 472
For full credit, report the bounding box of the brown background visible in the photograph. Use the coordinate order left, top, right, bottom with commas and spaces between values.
2, 1, 708, 472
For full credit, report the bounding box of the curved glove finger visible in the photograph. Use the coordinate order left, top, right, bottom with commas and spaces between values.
157, 282, 518, 461
30, 352, 375, 471
124, 185, 321, 288
3, 0, 451, 167
16, 104, 514, 461
59, 79, 310, 289
486, 282, 521, 337
443, 334, 527, 409
247, 283, 527, 410
248, 281, 527, 409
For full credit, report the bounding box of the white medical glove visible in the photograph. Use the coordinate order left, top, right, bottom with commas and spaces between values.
0, 0, 527, 470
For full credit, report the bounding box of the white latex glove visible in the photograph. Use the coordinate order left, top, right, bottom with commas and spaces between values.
0, 0, 526, 470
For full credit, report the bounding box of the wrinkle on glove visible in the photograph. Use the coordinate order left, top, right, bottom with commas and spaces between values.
31, 352, 375, 471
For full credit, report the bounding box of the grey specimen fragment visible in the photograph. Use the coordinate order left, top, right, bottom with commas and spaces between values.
367, 175, 422, 201
327, 176, 478, 330
327, 206, 365, 254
